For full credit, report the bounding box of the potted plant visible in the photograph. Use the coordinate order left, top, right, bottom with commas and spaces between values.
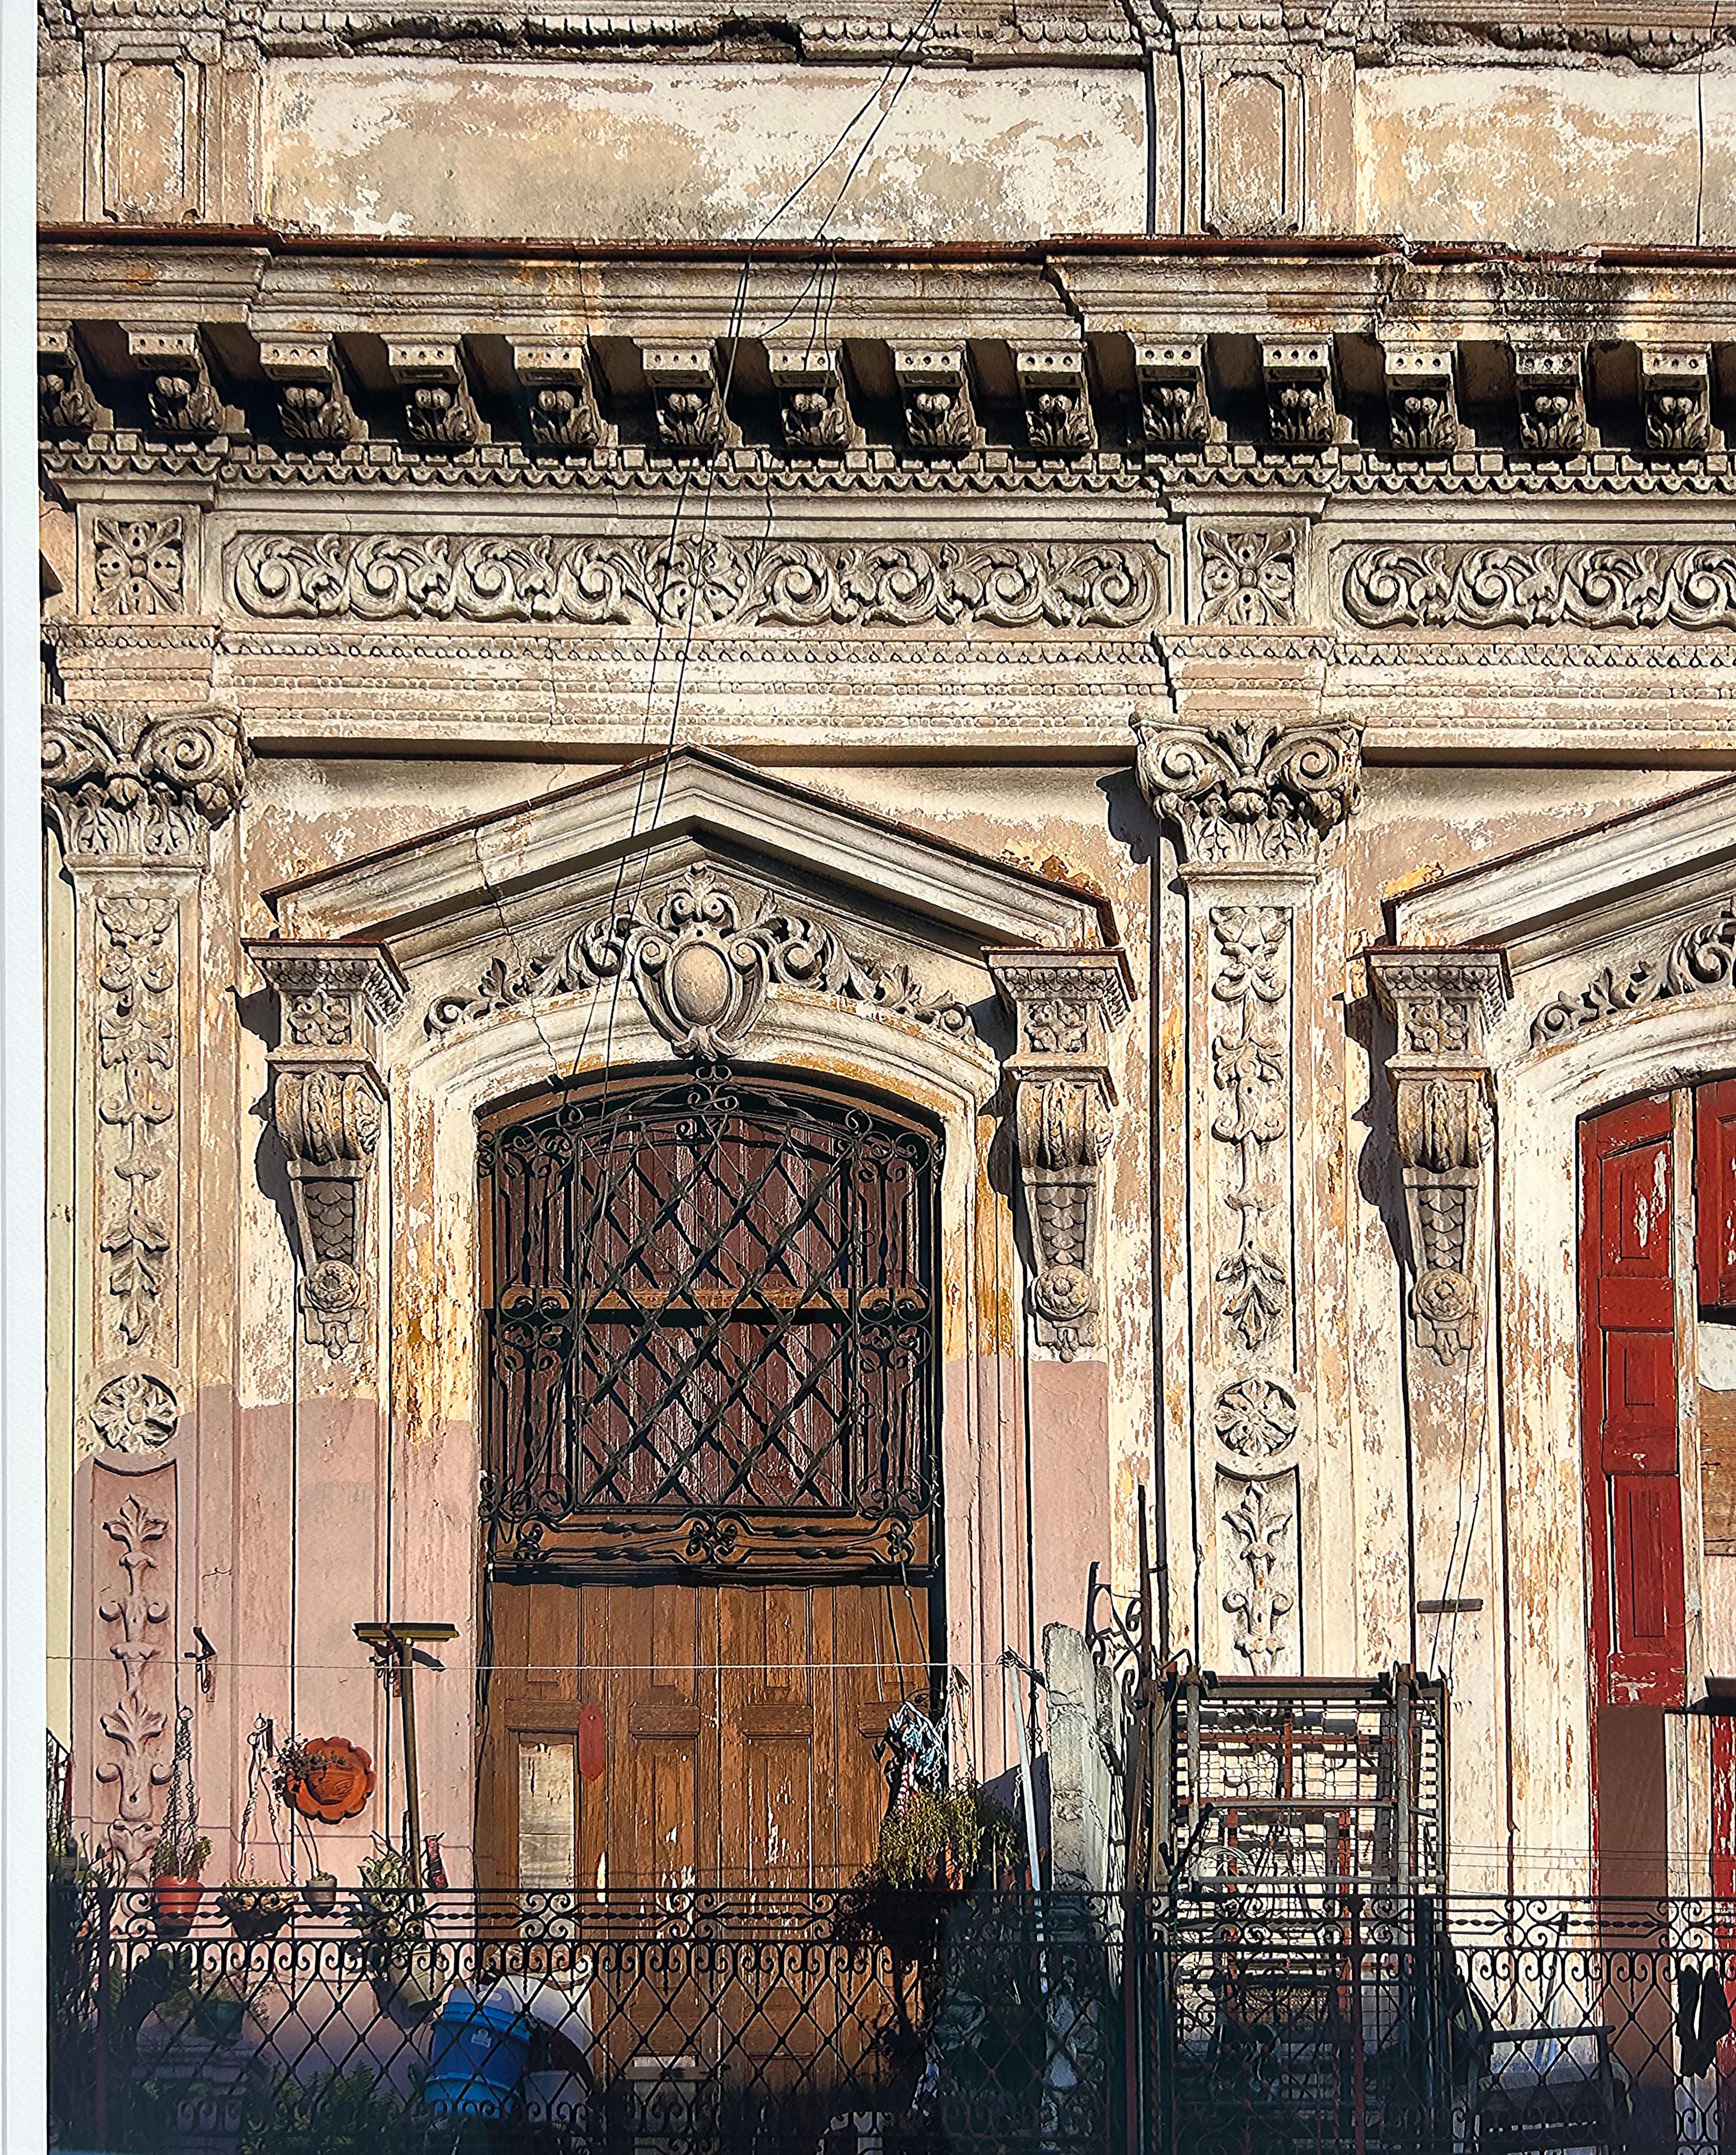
150, 1822, 211, 1936
350, 1845, 441, 2018
217, 1876, 294, 1940
301, 1870, 339, 1916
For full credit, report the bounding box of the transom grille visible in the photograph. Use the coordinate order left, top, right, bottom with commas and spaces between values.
479, 1073, 938, 1539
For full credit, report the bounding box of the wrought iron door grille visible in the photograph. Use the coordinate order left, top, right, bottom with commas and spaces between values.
479, 1073, 938, 1541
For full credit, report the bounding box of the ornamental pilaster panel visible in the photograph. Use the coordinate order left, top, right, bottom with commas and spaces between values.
246, 942, 407, 1358
986, 949, 1133, 1361
1135, 686, 1363, 1677
43, 700, 241, 1867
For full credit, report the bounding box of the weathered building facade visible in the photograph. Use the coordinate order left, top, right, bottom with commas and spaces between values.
37, 0, 1736, 1930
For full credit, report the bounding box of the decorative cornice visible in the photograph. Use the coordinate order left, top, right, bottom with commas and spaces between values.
1530, 898, 1736, 1046
1132, 712, 1364, 867
426, 865, 970, 1050
229, 532, 1167, 633
42, 702, 243, 863
1342, 544, 1736, 632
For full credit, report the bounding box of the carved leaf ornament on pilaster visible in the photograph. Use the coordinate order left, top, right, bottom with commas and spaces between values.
1210, 905, 1290, 1355
426, 865, 969, 1053
95, 1474, 173, 1875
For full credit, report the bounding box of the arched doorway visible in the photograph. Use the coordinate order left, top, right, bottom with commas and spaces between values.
473, 1068, 942, 1895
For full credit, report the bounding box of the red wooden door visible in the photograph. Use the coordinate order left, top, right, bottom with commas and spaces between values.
1581, 1096, 1685, 1708
1700, 1080, 1736, 1314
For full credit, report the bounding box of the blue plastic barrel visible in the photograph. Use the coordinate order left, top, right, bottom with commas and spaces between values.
424, 1986, 531, 2118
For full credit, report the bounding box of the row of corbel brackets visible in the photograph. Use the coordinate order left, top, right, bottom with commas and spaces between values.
37, 322, 1731, 460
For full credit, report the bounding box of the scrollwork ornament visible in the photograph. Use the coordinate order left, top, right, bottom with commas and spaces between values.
1531, 898, 1736, 1044
1134, 714, 1363, 866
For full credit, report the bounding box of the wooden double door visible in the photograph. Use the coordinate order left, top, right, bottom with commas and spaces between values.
479, 1574, 932, 1894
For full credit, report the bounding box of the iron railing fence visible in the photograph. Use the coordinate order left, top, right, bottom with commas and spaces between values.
1138, 1889, 1736, 2155
54, 1882, 1736, 2155
48, 1881, 1116, 2155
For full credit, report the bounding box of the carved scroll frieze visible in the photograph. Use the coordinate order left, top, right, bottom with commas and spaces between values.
1531, 897, 1736, 1045
1133, 712, 1363, 867
987, 948, 1132, 1361
93, 1464, 175, 1876
428, 865, 969, 1053
1370, 948, 1510, 1364
1341, 544, 1736, 632
43, 702, 242, 864
248, 942, 407, 1358
229, 532, 1166, 633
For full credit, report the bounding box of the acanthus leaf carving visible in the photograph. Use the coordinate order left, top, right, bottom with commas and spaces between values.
1531, 899, 1736, 1045
425, 865, 970, 1053
1196, 525, 1298, 627
228, 532, 1166, 634
43, 703, 243, 862
91, 516, 184, 617
1133, 713, 1363, 867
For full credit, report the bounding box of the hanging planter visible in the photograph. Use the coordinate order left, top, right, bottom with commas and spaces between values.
301, 1871, 339, 1916
279, 1737, 375, 1824
219, 1879, 295, 1939
150, 1820, 211, 1937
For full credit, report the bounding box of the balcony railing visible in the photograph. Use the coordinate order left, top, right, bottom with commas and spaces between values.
49, 1880, 1736, 2153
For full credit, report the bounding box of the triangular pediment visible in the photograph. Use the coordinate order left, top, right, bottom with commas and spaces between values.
263, 750, 1121, 1054
1389, 777, 1736, 1049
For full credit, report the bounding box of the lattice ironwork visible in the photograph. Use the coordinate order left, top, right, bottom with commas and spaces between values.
479, 1073, 938, 1554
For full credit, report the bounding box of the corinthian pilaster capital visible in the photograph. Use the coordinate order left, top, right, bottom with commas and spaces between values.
247, 940, 407, 1358
1369, 946, 1511, 1364
43, 702, 243, 865
1132, 710, 1363, 868
987, 947, 1134, 1361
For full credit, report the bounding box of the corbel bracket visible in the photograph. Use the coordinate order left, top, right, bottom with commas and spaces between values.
386, 342, 480, 449
642, 346, 740, 454
1640, 346, 1717, 456
246, 941, 407, 1358
129, 331, 226, 439
1513, 344, 1591, 457
892, 347, 979, 457
1014, 348, 1095, 457
1382, 346, 1461, 457
510, 343, 610, 452
258, 338, 360, 446
1260, 341, 1340, 450
987, 947, 1134, 1361
1368, 947, 1511, 1365
40, 328, 99, 437
1134, 340, 1213, 451
765, 345, 860, 452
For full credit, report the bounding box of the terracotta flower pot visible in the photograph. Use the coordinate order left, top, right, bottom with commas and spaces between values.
152, 1876, 204, 1935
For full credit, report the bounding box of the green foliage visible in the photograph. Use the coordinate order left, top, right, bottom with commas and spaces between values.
867, 1783, 1020, 1893
151, 1821, 211, 1879
238, 2066, 424, 2155
349, 1844, 429, 1956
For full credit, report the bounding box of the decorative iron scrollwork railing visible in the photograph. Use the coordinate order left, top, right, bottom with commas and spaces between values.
479, 1071, 940, 1574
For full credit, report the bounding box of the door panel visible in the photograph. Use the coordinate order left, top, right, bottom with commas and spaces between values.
1700, 1079, 1736, 1313
481, 1577, 931, 1893
1581, 1095, 1685, 1712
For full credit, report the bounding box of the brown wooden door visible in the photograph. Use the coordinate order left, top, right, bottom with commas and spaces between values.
1579, 1094, 1685, 1711
479, 1576, 931, 1894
